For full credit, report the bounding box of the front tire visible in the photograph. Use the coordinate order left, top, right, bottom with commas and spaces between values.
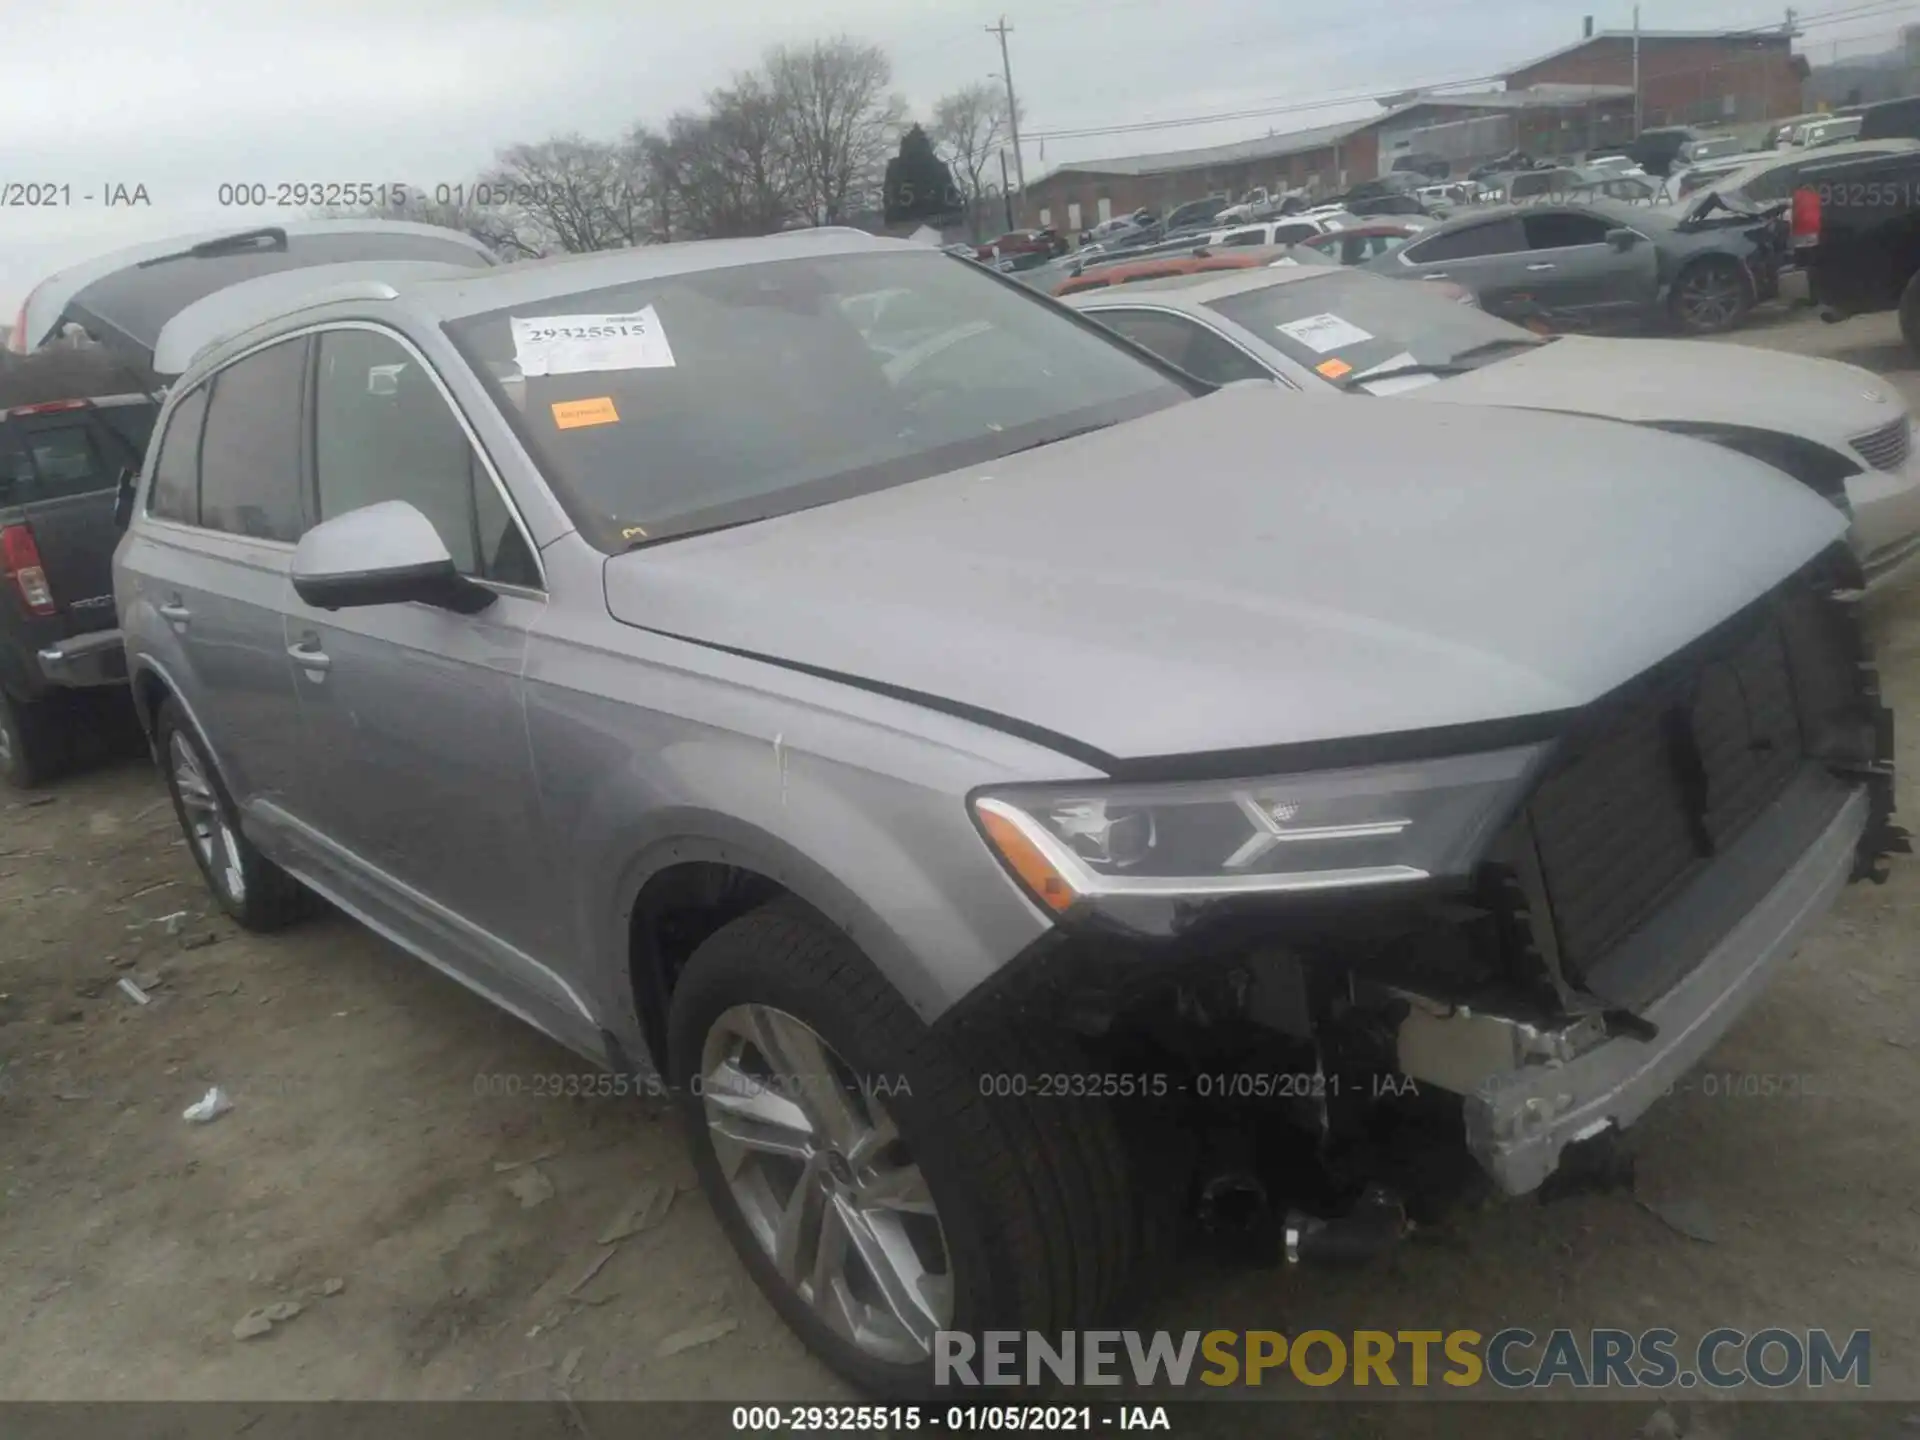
155, 697, 312, 931
667, 900, 1138, 1399
1670, 256, 1753, 334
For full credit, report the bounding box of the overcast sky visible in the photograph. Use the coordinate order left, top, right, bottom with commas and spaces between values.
1, 0, 1911, 310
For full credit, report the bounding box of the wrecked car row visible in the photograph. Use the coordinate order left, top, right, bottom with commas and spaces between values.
4, 220, 1911, 1400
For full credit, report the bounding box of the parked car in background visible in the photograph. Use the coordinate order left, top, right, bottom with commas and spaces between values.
1797, 115, 1864, 150
974, 229, 1066, 263
1675, 133, 1750, 166
0, 347, 161, 785
1205, 215, 1347, 249
115, 225, 1902, 1399
1068, 262, 1920, 587
9, 220, 498, 365
1389, 151, 1452, 179
1297, 219, 1433, 264
1161, 195, 1231, 233
1565, 168, 1661, 205
1852, 94, 1920, 143
1370, 199, 1787, 334
1766, 112, 1827, 148
1787, 145, 1920, 351
1696, 138, 1920, 215
1051, 246, 1308, 296
1078, 210, 1161, 252
1625, 126, 1700, 177
1503, 167, 1584, 204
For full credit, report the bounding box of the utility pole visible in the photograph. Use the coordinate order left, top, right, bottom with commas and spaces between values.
999, 150, 1015, 232
987, 16, 1027, 201
1632, 5, 1643, 134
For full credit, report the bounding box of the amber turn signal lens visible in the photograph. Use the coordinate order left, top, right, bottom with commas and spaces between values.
977, 805, 1078, 913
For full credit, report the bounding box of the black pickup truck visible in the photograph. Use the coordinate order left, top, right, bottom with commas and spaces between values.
0, 347, 162, 785
1788, 146, 1920, 352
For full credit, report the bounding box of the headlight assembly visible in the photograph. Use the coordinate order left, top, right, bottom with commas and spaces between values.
972, 744, 1547, 916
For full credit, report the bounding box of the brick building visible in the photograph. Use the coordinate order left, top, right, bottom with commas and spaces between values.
1503, 28, 1805, 128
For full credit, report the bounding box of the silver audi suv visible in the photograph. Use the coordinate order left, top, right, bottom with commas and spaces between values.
114, 228, 1903, 1397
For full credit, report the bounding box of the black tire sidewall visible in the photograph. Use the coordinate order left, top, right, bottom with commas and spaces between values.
0, 690, 59, 789
1899, 273, 1920, 356
665, 911, 1022, 1401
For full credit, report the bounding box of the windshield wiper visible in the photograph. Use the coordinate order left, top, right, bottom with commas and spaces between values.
1336, 336, 1549, 389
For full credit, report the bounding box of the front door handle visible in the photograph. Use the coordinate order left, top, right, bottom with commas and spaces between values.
1525, 262, 1556, 271
1420, 271, 1450, 280
157, 599, 191, 628
287, 640, 331, 673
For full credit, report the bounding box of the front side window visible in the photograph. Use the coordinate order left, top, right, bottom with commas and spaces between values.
146, 386, 209, 524
198, 338, 307, 542
1522, 212, 1614, 250
445, 250, 1194, 551
313, 328, 538, 586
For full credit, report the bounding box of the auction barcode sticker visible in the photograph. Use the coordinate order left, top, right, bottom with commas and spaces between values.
510, 307, 677, 376
1275, 312, 1374, 354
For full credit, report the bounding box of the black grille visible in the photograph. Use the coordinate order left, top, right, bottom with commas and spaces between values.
1525, 601, 1811, 981
1851, 417, 1910, 472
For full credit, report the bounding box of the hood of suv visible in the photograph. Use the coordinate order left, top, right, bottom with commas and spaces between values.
1404, 335, 1906, 458
603, 385, 1846, 763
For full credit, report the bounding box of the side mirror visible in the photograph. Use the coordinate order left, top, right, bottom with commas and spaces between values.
291, 499, 494, 615
1606, 227, 1641, 251
113, 466, 138, 532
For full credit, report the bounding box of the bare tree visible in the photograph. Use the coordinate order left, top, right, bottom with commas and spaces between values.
316, 186, 544, 259
766, 37, 905, 225
931, 82, 1016, 238
477, 135, 647, 254
661, 77, 798, 238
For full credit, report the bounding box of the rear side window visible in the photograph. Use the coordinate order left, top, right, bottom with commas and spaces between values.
1522, 212, 1613, 250
197, 338, 308, 543
147, 387, 209, 524
1405, 218, 1524, 262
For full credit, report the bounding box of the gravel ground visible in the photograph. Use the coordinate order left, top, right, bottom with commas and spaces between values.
2, 307, 1917, 1432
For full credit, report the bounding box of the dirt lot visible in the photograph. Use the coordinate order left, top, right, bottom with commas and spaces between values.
3, 308, 1920, 1427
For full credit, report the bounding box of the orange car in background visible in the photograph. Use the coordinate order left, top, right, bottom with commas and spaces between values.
1050, 246, 1303, 297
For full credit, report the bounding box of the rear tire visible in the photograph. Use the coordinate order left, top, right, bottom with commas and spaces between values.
0, 689, 67, 789
667, 899, 1137, 1399
154, 697, 313, 931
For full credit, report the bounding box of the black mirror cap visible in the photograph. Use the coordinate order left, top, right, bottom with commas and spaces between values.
1605, 227, 1640, 249
112, 466, 137, 532
292, 559, 495, 615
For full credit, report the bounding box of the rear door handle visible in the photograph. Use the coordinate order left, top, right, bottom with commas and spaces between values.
157, 599, 191, 627
1526, 262, 1556, 271
1420, 271, 1450, 279
287, 639, 331, 673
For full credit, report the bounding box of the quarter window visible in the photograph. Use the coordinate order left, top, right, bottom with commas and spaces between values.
313, 329, 538, 586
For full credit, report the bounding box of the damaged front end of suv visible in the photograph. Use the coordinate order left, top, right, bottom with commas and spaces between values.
949, 544, 1906, 1259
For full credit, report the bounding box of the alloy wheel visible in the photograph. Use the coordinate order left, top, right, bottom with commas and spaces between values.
1678, 263, 1744, 331
699, 1003, 953, 1364
169, 730, 246, 905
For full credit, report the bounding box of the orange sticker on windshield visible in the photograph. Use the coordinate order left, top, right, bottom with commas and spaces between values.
552, 396, 619, 429
1315, 358, 1353, 379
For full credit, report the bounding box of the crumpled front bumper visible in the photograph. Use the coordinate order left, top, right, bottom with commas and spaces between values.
1457, 780, 1866, 1195
37, 628, 128, 688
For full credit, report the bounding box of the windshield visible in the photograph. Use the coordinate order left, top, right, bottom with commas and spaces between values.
446, 250, 1192, 550
1205, 269, 1540, 380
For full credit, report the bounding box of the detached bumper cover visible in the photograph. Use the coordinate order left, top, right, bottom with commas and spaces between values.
1465, 781, 1867, 1195
38, 628, 128, 687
